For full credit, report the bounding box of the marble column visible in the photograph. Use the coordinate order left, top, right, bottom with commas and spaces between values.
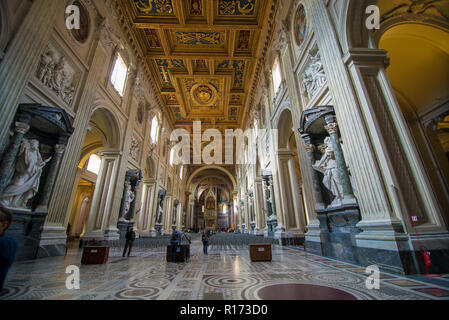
254, 177, 265, 235
83, 151, 121, 241
0, 0, 66, 154
36, 142, 67, 212
324, 115, 356, 204
232, 191, 238, 230
139, 179, 156, 237
0, 118, 32, 196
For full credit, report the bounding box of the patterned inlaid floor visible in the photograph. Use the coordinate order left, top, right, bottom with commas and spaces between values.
1, 238, 449, 300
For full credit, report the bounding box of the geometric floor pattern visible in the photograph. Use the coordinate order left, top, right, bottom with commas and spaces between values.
1, 237, 449, 300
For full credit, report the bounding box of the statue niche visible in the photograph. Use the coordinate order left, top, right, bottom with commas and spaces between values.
1, 139, 51, 209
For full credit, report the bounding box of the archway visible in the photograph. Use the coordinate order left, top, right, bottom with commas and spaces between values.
276, 108, 306, 237
67, 106, 122, 244
186, 166, 236, 231
378, 21, 449, 226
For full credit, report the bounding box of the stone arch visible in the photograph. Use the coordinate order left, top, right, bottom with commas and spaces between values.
186, 165, 237, 192
276, 108, 294, 150
342, 0, 449, 229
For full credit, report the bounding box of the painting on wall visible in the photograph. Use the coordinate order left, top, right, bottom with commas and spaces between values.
294, 4, 307, 47
69, 0, 90, 43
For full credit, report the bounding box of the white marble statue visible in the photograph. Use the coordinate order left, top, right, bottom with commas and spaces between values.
312, 137, 344, 207
123, 182, 135, 218
2, 139, 51, 209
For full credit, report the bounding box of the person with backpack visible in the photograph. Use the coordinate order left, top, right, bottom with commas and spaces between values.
180, 229, 191, 262
123, 227, 136, 257
170, 227, 182, 262
202, 229, 209, 255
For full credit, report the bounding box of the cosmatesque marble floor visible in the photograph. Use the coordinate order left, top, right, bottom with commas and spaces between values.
1, 237, 449, 300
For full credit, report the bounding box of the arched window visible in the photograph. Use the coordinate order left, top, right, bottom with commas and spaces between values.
110, 54, 128, 96
169, 147, 175, 167
86, 154, 101, 175
150, 115, 159, 143
272, 57, 282, 95
179, 166, 184, 180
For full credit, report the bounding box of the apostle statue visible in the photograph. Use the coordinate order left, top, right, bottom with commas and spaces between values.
122, 182, 135, 218
1, 139, 51, 209
312, 137, 344, 207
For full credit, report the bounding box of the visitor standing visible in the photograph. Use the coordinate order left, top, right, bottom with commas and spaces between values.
123, 227, 136, 257
170, 227, 182, 262
180, 229, 191, 262
0, 206, 17, 291
202, 229, 209, 255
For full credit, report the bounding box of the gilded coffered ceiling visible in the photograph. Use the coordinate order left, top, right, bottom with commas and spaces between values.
118, 0, 272, 131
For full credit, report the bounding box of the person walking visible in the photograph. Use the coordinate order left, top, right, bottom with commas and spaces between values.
123, 227, 136, 257
202, 229, 209, 255
0, 206, 17, 291
180, 229, 191, 262
170, 227, 181, 262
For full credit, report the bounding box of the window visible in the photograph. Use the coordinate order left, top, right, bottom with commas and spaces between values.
169, 147, 175, 167
110, 54, 128, 96
272, 58, 282, 94
150, 116, 159, 143
179, 166, 184, 180
86, 154, 101, 175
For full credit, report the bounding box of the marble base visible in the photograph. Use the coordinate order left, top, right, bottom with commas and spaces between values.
37, 225, 68, 259
155, 224, 163, 236
313, 204, 361, 264
117, 221, 134, 240
4, 208, 47, 261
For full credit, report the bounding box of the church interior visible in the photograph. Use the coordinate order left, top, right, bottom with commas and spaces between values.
0, 0, 449, 301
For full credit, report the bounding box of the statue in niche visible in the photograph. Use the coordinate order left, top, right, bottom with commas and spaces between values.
1, 139, 51, 209
312, 137, 344, 207
122, 182, 135, 218
156, 195, 164, 223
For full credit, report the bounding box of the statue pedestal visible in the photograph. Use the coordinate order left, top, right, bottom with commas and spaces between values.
265, 217, 277, 238
117, 221, 134, 240
250, 222, 256, 234
155, 224, 163, 236
314, 203, 361, 264
4, 208, 47, 261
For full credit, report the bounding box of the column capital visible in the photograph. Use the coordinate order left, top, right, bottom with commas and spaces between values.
343, 48, 390, 69
324, 122, 338, 135
14, 121, 30, 134
304, 144, 315, 153
54, 144, 66, 154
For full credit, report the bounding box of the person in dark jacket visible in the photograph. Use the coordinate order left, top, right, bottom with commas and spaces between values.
170, 227, 182, 262
123, 228, 136, 257
0, 206, 17, 291
202, 229, 209, 255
